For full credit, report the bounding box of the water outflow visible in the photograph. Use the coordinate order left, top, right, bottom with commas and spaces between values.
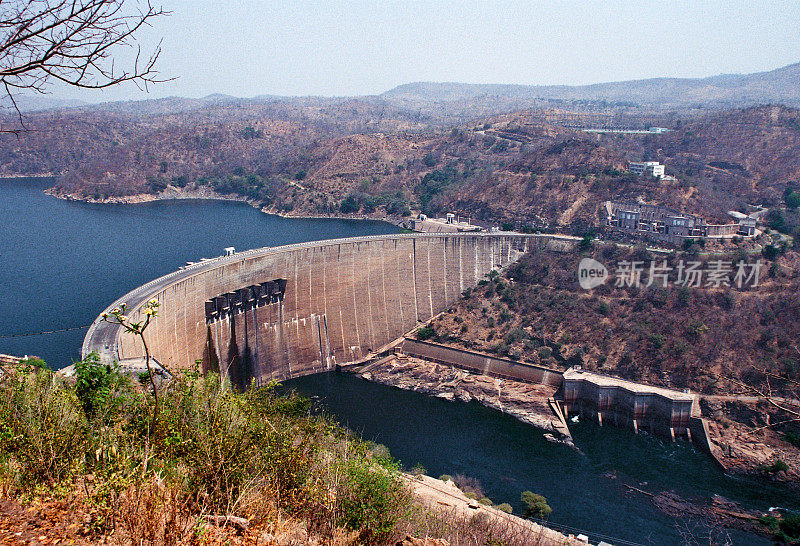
205, 279, 330, 389
285, 372, 791, 546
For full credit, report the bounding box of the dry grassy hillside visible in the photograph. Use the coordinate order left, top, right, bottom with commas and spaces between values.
2, 102, 800, 232
428, 244, 800, 396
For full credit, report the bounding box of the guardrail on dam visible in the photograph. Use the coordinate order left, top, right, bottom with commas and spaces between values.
83, 233, 577, 389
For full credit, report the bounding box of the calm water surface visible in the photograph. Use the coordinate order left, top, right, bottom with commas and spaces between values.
0, 178, 396, 366
1, 178, 795, 545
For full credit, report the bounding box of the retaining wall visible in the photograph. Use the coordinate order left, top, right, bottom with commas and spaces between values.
399, 338, 563, 387
563, 369, 696, 439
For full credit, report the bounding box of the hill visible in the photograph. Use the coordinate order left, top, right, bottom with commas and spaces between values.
2, 98, 800, 240
382, 62, 800, 110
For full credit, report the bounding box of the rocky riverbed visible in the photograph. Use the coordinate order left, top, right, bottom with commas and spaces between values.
349, 354, 573, 445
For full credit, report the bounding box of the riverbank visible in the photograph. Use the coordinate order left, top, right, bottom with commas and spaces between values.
349, 354, 573, 446
403, 474, 588, 545
702, 398, 800, 483
352, 343, 800, 489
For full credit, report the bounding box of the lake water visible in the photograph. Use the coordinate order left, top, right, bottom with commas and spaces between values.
1, 177, 795, 545
0, 177, 397, 366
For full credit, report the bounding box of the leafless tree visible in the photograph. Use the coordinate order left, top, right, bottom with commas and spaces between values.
726, 367, 800, 433
0, 0, 167, 130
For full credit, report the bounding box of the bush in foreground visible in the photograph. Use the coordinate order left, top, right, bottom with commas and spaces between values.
0, 357, 554, 544
0, 357, 411, 543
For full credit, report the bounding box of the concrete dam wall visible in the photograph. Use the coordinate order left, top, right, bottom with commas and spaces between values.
84, 233, 575, 388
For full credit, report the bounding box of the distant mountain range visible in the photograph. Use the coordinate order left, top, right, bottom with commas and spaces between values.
2, 61, 800, 123
381, 62, 800, 109
0, 95, 87, 112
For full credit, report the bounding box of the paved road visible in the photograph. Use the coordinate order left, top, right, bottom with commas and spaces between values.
701, 393, 799, 407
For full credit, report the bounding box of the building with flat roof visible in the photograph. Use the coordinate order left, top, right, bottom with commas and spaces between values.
605, 201, 757, 245
628, 161, 665, 179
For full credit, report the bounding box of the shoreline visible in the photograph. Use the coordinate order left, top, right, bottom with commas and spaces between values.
0, 173, 55, 180
44, 184, 409, 227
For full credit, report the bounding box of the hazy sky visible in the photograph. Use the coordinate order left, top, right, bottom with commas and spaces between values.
50, 0, 800, 102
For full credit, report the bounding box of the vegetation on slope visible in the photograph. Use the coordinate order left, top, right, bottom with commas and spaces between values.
423, 243, 800, 481
3, 100, 800, 232
430, 244, 800, 396
0, 356, 558, 544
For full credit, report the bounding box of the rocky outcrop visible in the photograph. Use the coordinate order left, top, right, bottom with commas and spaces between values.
353, 355, 572, 444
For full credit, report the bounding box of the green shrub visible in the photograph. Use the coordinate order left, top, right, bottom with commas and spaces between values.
521, 491, 552, 519
336, 459, 407, 542
17, 357, 47, 369
760, 513, 800, 544
417, 326, 436, 341
438, 474, 452, 483
505, 328, 528, 345
74, 352, 130, 422
496, 503, 513, 514
782, 431, 800, 448
761, 459, 790, 474
411, 463, 427, 476
538, 347, 552, 359
0, 365, 87, 485
649, 334, 666, 350
367, 443, 391, 461
780, 514, 800, 543
155, 374, 282, 512
340, 194, 360, 214
479, 497, 492, 506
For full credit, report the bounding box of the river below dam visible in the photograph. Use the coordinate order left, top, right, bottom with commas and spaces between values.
1, 177, 796, 545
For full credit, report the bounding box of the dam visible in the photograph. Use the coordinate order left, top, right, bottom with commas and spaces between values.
83, 233, 576, 387
82, 230, 720, 450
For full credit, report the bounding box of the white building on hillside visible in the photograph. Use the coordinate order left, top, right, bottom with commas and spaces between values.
629, 161, 665, 178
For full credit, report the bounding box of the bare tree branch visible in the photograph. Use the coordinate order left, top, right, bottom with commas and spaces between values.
0, 0, 169, 132
722, 368, 800, 435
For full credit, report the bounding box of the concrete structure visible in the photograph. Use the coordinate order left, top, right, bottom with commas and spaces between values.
83, 233, 575, 389
562, 368, 697, 439
383, 338, 711, 447
540, 111, 613, 129
0, 354, 27, 367
628, 161, 665, 178
82, 233, 728, 457
605, 201, 757, 245
398, 338, 563, 387
409, 214, 482, 233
